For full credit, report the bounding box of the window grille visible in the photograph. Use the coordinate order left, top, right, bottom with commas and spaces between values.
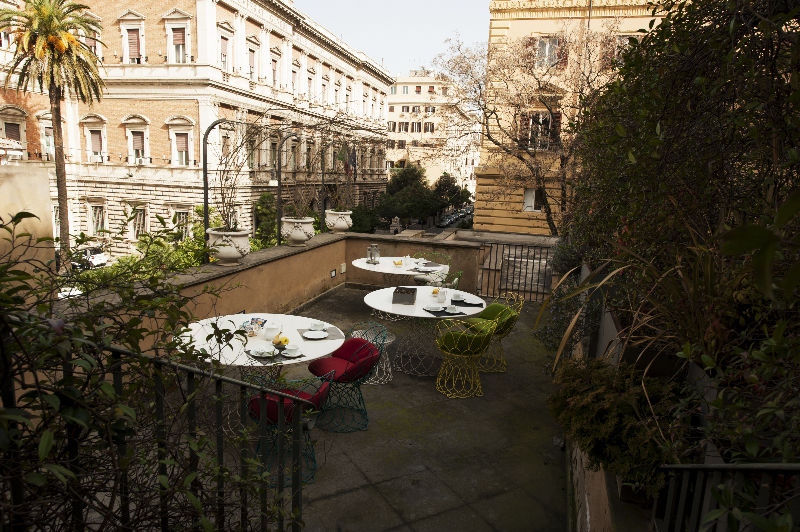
91, 205, 105, 234
131, 208, 146, 239
174, 210, 189, 240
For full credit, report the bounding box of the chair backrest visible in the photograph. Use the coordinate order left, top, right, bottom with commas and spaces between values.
348, 321, 389, 356
331, 338, 380, 382
246, 370, 333, 424
435, 318, 497, 356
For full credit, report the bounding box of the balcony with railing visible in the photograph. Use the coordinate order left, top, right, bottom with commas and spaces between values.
2, 222, 797, 531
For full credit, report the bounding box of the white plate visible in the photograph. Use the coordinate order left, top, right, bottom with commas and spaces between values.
302, 330, 329, 340
423, 305, 444, 312
246, 348, 277, 359
416, 267, 438, 273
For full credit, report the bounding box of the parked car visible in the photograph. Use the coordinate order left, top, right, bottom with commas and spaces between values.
71, 246, 109, 271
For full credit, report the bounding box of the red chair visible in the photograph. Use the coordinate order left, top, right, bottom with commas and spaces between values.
246, 371, 333, 484
308, 336, 382, 432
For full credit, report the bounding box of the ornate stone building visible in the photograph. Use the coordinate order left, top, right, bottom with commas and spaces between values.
0, 0, 393, 255
386, 70, 480, 195
474, 0, 658, 235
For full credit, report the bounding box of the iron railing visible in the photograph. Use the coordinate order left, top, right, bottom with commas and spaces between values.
2, 344, 311, 532
476, 242, 555, 302
653, 463, 800, 531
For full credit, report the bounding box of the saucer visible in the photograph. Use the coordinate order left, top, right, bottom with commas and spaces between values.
303, 330, 329, 340
423, 305, 444, 312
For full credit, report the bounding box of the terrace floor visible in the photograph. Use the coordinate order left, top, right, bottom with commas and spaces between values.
285, 285, 566, 531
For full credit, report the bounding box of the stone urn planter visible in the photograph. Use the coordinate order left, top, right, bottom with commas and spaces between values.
281, 217, 315, 246
206, 228, 250, 265
324, 209, 353, 233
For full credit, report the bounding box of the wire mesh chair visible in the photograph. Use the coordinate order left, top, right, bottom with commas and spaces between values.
350, 321, 394, 385
244, 371, 333, 486
308, 331, 386, 432
468, 292, 524, 373
434, 318, 497, 399
412, 250, 453, 286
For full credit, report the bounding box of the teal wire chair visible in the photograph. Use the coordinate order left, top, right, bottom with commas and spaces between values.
434, 318, 497, 398
245, 371, 333, 486
467, 292, 524, 373
308, 322, 387, 432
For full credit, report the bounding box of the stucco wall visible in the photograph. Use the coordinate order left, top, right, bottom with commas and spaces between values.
0, 164, 54, 266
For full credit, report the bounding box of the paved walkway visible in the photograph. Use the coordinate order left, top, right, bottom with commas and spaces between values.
291, 285, 566, 531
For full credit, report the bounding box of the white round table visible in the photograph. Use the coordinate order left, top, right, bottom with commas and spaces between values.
352, 257, 445, 277
363, 286, 486, 319
363, 287, 487, 376
185, 313, 345, 372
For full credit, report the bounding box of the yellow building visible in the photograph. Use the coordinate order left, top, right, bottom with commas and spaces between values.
474, 0, 658, 236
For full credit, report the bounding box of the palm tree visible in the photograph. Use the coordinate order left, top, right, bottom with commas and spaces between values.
0, 0, 103, 266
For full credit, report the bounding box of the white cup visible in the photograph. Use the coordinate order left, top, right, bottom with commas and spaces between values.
447, 305, 458, 313
285, 344, 299, 355
310, 320, 325, 331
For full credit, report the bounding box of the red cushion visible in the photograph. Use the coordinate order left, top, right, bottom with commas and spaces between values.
308, 340, 380, 382
331, 338, 376, 363
248, 382, 330, 424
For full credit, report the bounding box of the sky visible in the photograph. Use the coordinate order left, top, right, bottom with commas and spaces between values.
291, 0, 489, 77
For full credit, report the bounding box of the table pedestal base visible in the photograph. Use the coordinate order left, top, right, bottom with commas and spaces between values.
392, 318, 441, 377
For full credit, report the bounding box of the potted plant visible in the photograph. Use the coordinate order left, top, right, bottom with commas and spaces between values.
324, 143, 356, 233
206, 124, 251, 264
281, 175, 316, 247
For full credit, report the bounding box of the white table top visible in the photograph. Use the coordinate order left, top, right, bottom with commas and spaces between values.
363, 286, 486, 319
185, 313, 345, 367
352, 256, 445, 276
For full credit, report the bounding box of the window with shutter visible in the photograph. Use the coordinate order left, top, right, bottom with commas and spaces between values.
127, 29, 141, 63
91, 205, 105, 234
131, 131, 144, 159
131, 208, 147, 239
173, 28, 186, 63
249, 49, 255, 79
523, 188, 544, 212
4, 122, 20, 141
550, 111, 562, 147
271, 59, 278, 86
220, 37, 228, 70
90, 130, 102, 155
175, 133, 188, 165
44, 126, 54, 159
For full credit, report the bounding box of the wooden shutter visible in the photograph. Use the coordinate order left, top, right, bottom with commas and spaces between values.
175, 133, 188, 152
518, 112, 531, 148
131, 131, 144, 151
5, 122, 20, 141
249, 49, 255, 68
127, 29, 140, 59
172, 28, 185, 45
550, 111, 562, 147
90, 130, 102, 153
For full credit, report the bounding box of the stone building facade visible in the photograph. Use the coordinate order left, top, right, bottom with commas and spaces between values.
0, 0, 393, 256
386, 70, 480, 194
474, 0, 658, 235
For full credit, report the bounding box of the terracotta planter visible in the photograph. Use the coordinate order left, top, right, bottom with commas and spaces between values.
324, 209, 353, 233
206, 228, 250, 265
281, 217, 315, 246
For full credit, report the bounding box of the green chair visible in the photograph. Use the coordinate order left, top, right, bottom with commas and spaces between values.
434, 318, 497, 398
467, 292, 524, 373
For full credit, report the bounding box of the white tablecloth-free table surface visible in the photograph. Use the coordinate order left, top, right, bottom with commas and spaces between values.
363, 286, 486, 319
351, 257, 445, 277
185, 313, 345, 367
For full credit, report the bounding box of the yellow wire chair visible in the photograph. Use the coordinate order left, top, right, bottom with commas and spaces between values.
467, 292, 524, 373
434, 318, 497, 399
